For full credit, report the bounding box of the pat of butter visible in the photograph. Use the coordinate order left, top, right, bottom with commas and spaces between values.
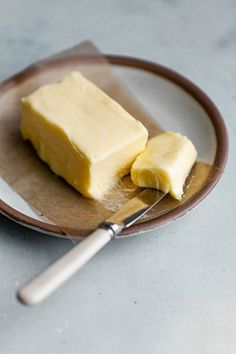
20, 72, 148, 199
131, 131, 197, 200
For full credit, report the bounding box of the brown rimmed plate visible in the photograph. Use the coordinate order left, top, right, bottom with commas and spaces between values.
0, 55, 228, 238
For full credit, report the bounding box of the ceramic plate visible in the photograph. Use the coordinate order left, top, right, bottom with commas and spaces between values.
0, 55, 228, 238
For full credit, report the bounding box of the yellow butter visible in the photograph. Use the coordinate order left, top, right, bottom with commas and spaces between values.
131, 131, 197, 200
20, 72, 148, 199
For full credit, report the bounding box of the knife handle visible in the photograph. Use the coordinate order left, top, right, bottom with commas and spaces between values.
17, 228, 112, 305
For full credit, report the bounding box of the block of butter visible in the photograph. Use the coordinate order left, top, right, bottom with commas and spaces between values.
20, 72, 148, 199
131, 131, 197, 200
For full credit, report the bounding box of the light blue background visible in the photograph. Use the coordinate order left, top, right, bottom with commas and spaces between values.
0, 1, 235, 353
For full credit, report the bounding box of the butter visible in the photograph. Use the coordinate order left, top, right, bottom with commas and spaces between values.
131, 132, 197, 200
20, 72, 148, 199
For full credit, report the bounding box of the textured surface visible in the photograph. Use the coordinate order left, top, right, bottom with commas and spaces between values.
20, 70, 148, 199
0, 1, 235, 353
131, 132, 198, 199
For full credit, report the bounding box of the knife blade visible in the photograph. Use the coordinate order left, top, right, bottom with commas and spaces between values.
17, 189, 166, 305
104, 189, 166, 231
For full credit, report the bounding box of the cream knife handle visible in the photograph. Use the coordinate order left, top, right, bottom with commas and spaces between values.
17, 228, 112, 305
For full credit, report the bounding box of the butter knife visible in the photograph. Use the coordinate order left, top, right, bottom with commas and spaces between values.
17, 189, 166, 305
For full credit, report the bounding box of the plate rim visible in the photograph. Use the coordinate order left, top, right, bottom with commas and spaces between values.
0, 54, 228, 238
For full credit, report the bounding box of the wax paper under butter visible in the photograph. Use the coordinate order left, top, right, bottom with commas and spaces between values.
0, 41, 218, 240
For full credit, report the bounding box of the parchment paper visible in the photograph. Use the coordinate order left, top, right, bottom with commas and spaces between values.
0, 41, 220, 240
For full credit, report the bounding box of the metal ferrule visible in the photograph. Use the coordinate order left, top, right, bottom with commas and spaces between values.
99, 221, 124, 238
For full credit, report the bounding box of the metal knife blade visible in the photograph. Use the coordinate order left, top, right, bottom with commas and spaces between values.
100, 189, 167, 236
